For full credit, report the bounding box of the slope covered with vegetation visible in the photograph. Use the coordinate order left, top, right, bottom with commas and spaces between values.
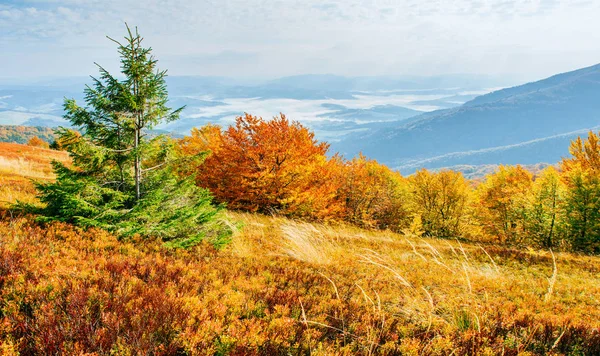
0, 142, 69, 208
0, 125, 55, 145
1, 144, 600, 355
182, 113, 600, 254
2, 26, 600, 355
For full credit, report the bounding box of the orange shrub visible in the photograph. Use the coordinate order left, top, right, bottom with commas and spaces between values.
0, 213, 599, 355
26, 136, 50, 149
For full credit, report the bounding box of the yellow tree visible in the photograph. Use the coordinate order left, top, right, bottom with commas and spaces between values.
336, 154, 411, 231
560, 131, 600, 253
408, 169, 472, 238
525, 167, 566, 248
475, 165, 532, 244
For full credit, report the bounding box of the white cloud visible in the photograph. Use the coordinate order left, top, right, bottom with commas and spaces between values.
1, 0, 600, 79
161, 90, 465, 134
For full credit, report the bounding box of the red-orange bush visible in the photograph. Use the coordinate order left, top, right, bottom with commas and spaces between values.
179, 113, 341, 219
1, 214, 599, 355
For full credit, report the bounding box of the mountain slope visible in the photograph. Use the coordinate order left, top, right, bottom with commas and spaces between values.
334, 63, 600, 172
1, 143, 599, 354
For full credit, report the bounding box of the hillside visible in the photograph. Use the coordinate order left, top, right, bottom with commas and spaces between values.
0, 125, 56, 144
0, 142, 69, 207
1, 144, 600, 355
334, 63, 600, 172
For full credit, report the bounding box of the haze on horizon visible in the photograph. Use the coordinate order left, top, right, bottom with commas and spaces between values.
1, 0, 600, 83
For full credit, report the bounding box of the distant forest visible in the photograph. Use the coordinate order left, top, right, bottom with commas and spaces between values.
0, 125, 55, 144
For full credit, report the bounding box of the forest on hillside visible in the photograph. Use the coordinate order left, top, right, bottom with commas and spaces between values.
0, 125, 55, 145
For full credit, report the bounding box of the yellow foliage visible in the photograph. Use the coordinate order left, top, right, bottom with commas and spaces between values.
475, 165, 533, 244
408, 169, 472, 238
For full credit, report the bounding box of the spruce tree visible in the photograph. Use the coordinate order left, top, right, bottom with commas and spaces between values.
26, 25, 230, 248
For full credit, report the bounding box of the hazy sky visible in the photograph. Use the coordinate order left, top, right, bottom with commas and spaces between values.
2, 0, 600, 81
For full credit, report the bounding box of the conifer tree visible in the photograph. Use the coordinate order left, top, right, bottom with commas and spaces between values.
62, 25, 182, 200
25, 25, 230, 248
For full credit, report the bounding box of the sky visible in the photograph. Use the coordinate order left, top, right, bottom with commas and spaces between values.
2, 0, 600, 81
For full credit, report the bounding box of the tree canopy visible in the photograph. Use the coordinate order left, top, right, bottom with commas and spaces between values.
24, 25, 230, 248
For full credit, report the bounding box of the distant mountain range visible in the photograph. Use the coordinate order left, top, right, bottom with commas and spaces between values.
5, 66, 598, 175
333, 63, 600, 173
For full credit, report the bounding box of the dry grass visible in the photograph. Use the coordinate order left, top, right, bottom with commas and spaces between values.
0, 142, 68, 175
1, 142, 599, 354
226, 211, 600, 354
0, 142, 69, 207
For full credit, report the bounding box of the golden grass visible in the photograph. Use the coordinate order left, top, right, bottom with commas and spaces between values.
0, 142, 69, 207
226, 211, 600, 353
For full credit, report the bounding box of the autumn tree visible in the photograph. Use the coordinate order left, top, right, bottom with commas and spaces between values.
525, 167, 566, 248
475, 165, 532, 245
560, 131, 600, 253
183, 113, 339, 219
336, 154, 411, 231
24, 25, 229, 248
408, 169, 472, 238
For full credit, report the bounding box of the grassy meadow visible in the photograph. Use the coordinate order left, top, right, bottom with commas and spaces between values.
0, 143, 599, 355
0, 142, 70, 208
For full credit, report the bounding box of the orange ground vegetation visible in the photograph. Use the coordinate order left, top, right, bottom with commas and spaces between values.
1, 143, 600, 355
0, 211, 599, 355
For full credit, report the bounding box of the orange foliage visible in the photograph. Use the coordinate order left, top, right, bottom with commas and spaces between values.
179, 114, 339, 219
26, 136, 49, 149
0, 213, 599, 354
2, 136, 600, 354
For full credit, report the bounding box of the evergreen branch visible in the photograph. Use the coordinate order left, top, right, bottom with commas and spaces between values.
106, 35, 124, 47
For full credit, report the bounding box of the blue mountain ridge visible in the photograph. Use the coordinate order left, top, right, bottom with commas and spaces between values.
332, 63, 600, 173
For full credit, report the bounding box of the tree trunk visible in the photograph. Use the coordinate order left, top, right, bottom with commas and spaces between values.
548, 192, 556, 248
134, 125, 141, 200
